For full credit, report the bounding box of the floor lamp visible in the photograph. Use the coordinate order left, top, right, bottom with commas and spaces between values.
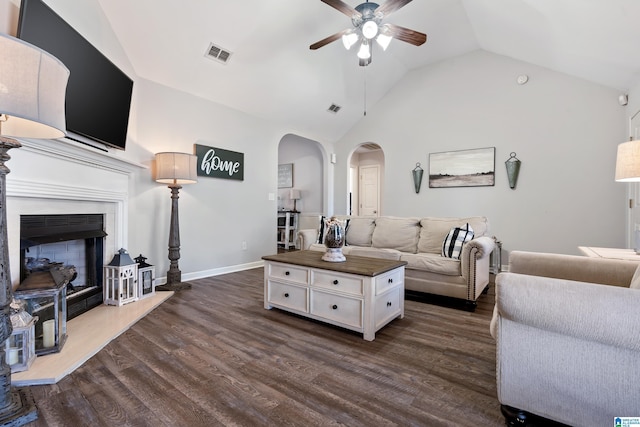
154, 152, 197, 291
0, 33, 69, 426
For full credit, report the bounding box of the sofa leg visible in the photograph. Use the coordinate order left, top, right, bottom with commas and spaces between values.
500, 404, 568, 427
464, 300, 477, 312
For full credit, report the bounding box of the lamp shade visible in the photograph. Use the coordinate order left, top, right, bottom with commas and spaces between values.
155, 152, 198, 184
615, 140, 640, 182
0, 33, 69, 139
289, 189, 301, 200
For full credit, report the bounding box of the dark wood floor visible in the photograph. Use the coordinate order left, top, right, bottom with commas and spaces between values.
24, 267, 504, 427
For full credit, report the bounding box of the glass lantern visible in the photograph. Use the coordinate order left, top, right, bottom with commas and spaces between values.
4, 300, 37, 373
104, 248, 139, 306
134, 254, 155, 299
14, 269, 69, 356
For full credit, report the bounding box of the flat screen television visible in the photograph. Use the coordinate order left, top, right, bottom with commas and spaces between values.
17, 0, 133, 151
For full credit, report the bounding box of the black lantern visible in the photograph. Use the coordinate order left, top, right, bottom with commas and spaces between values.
135, 254, 156, 299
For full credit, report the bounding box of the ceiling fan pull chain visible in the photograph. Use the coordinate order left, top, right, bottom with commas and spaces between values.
363, 66, 367, 116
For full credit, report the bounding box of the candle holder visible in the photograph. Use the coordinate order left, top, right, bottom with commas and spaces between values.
14, 270, 69, 356
104, 249, 139, 306
4, 301, 37, 373
135, 254, 156, 300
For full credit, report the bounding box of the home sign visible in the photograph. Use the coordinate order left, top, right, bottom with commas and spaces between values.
195, 144, 244, 181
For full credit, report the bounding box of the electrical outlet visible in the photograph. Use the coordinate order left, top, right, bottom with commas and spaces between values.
241, 241, 247, 250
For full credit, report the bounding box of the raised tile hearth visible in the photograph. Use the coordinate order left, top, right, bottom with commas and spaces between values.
12, 292, 172, 386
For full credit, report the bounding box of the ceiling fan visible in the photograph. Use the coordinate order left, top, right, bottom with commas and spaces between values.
310, 0, 427, 66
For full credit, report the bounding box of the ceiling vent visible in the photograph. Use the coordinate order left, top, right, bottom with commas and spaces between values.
360, 143, 382, 151
327, 104, 341, 114
205, 43, 232, 64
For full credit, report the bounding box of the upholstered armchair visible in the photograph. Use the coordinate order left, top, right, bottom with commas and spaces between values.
491, 251, 640, 427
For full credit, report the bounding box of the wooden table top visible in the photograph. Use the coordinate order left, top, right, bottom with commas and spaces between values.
262, 250, 407, 277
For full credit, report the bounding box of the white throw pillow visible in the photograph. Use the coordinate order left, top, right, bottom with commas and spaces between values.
442, 223, 474, 259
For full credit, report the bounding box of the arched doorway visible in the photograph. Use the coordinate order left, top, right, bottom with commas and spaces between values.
277, 134, 325, 249
348, 143, 385, 216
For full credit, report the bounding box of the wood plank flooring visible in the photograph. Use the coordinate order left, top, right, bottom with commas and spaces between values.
24, 267, 504, 426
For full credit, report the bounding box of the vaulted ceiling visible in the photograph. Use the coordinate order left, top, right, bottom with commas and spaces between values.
91, 0, 640, 143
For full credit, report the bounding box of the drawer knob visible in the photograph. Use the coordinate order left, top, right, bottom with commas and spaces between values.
285, 271, 290, 276
284, 293, 289, 298
388, 278, 393, 283
387, 301, 392, 307
332, 304, 338, 310
333, 279, 339, 285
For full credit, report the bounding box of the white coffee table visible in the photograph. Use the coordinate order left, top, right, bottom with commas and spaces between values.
262, 250, 406, 341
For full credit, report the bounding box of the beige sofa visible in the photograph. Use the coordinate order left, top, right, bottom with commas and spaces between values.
298, 216, 495, 310
491, 251, 640, 426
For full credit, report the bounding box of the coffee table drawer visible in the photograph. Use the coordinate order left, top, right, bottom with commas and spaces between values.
310, 290, 363, 329
268, 281, 308, 313
268, 263, 309, 285
375, 268, 404, 295
374, 287, 402, 329
311, 271, 364, 296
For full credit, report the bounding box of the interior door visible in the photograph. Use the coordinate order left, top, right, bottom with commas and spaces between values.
628, 110, 640, 248
359, 165, 380, 216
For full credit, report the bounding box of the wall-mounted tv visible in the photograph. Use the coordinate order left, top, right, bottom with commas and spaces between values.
17, 0, 133, 151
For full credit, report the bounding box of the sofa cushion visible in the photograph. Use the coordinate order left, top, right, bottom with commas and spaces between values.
401, 253, 461, 276
348, 246, 402, 260
442, 223, 474, 259
418, 216, 488, 254
372, 217, 421, 254
345, 217, 375, 247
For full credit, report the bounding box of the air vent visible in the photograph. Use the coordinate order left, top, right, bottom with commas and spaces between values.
327, 104, 341, 114
361, 143, 381, 151
205, 43, 232, 64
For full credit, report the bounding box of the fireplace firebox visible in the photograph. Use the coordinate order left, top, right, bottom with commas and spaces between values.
19, 214, 106, 321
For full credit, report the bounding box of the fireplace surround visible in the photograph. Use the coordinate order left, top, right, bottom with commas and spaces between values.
6, 137, 145, 303
20, 214, 107, 320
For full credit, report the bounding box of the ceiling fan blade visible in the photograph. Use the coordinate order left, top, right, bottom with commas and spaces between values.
310, 29, 351, 50
375, 0, 413, 16
321, 0, 361, 19
386, 23, 427, 46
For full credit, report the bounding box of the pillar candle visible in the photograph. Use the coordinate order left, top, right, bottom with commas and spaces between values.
7, 347, 19, 365
43, 319, 55, 348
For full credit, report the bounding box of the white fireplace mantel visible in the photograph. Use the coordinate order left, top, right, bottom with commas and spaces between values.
5, 137, 147, 287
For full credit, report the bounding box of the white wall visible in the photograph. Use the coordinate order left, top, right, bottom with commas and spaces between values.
334, 50, 628, 259
278, 134, 324, 214
123, 79, 287, 280
1, 0, 291, 282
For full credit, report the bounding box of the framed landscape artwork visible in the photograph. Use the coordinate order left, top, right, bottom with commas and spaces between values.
429, 147, 495, 188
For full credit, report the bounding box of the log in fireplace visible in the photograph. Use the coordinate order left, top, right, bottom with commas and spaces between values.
19, 214, 106, 320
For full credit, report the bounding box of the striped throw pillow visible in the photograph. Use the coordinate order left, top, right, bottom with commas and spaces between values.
442, 223, 474, 259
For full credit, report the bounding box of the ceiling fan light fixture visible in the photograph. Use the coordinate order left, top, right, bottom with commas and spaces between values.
362, 20, 379, 39
342, 31, 359, 50
357, 40, 371, 60
376, 32, 392, 51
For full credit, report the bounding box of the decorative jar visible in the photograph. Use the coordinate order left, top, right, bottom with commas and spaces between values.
322, 216, 346, 262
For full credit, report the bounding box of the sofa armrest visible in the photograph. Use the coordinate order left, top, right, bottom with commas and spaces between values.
462, 236, 494, 259
459, 236, 494, 303
508, 250, 637, 287
460, 236, 494, 279
297, 229, 318, 250
494, 272, 640, 352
